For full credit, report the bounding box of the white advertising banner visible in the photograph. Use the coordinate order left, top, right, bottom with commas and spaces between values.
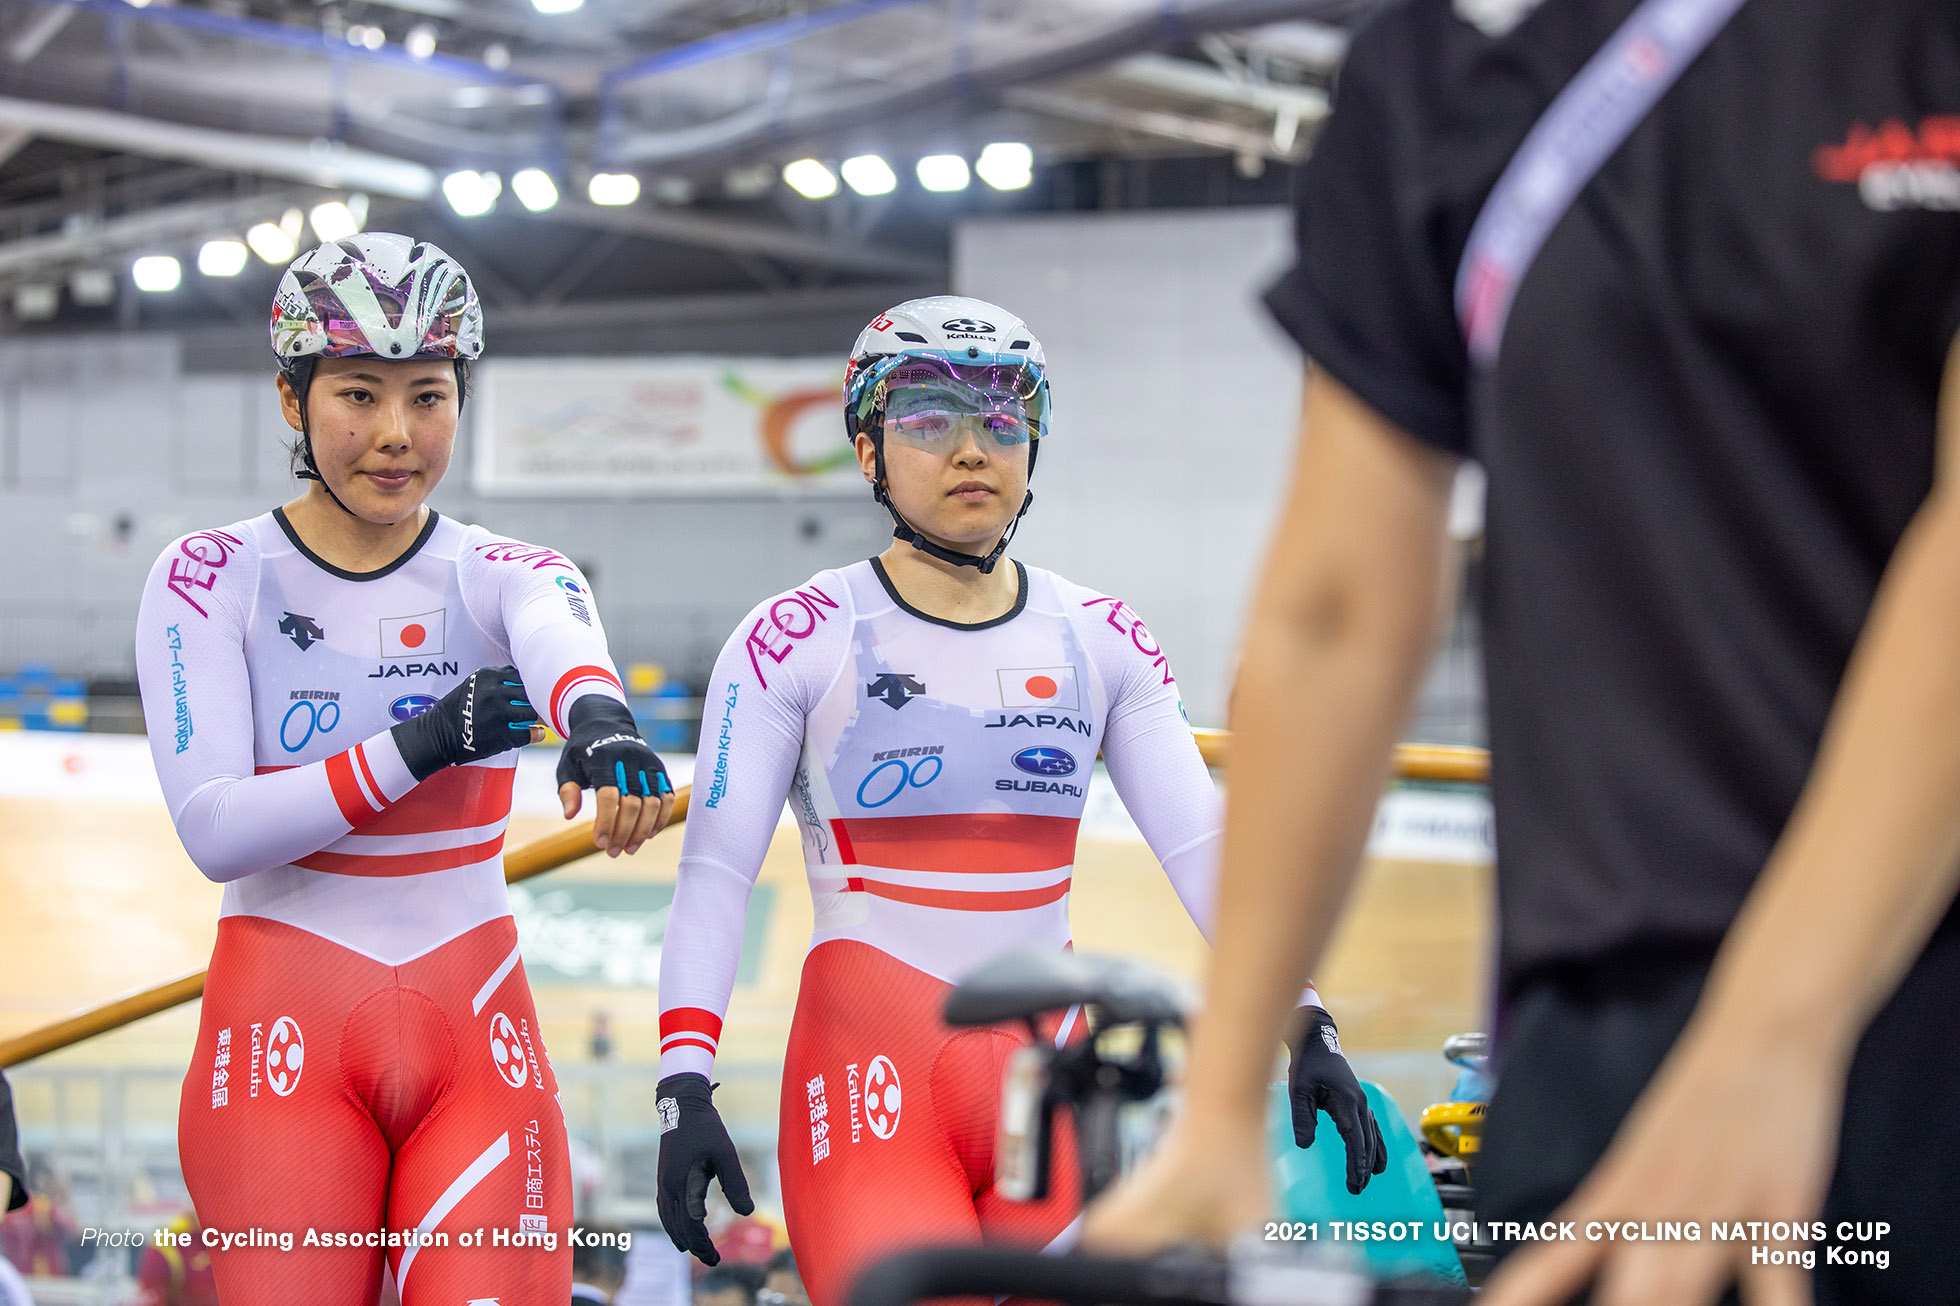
472, 355, 864, 495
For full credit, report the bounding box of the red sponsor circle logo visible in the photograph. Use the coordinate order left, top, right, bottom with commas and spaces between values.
745, 584, 840, 689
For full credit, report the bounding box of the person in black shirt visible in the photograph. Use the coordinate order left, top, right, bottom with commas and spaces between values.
1085, 1, 1960, 1303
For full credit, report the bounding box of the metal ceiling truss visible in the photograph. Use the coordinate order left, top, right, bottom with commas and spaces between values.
0, 0, 1372, 322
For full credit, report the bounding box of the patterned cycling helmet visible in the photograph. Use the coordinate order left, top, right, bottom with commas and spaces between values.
844, 294, 1048, 445
271, 232, 483, 364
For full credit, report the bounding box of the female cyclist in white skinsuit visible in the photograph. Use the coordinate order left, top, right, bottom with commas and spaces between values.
135, 235, 673, 1306
651, 297, 1388, 1305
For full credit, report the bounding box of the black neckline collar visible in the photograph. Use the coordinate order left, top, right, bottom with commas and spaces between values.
274, 506, 440, 582
871, 555, 1028, 631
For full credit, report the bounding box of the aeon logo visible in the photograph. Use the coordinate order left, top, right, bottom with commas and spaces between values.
264, 1016, 304, 1097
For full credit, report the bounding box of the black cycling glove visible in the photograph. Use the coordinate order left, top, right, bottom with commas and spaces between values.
656, 1073, 753, 1265
390, 664, 538, 782
1286, 1005, 1388, 1195
555, 695, 672, 800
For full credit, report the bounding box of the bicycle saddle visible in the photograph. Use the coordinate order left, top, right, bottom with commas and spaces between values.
943, 948, 1197, 1027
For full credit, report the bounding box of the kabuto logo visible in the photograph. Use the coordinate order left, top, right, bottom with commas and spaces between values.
264, 1016, 304, 1097
1012, 746, 1076, 778
941, 317, 995, 338
488, 1012, 530, 1089
863, 1055, 902, 1139
390, 694, 438, 722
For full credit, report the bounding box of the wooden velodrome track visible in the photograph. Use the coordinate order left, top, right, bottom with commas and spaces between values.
0, 733, 1491, 1113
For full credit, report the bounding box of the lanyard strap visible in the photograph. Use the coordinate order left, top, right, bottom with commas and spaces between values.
1454, 0, 1750, 365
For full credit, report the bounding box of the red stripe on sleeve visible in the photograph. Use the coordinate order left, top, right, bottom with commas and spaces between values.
352, 743, 385, 807
324, 749, 378, 826
659, 1006, 725, 1043
549, 665, 625, 735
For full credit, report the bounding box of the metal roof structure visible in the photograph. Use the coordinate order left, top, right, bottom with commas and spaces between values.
0, 0, 1371, 345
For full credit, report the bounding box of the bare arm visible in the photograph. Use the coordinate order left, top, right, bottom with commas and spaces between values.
1086, 367, 1457, 1245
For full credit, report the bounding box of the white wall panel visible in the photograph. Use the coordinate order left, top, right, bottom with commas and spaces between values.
954, 207, 1302, 726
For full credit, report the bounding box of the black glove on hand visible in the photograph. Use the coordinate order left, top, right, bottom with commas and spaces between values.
656, 1073, 753, 1265
390, 665, 537, 782
1287, 1005, 1388, 1195
555, 695, 672, 800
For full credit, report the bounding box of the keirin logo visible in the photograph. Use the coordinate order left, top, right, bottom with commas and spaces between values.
489, 1012, 530, 1088
863, 1054, 902, 1139
264, 1016, 304, 1097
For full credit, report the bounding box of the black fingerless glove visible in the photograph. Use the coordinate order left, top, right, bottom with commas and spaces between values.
1286, 1005, 1389, 1195
655, 1073, 753, 1265
390, 664, 538, 782
555, 695, 672, 799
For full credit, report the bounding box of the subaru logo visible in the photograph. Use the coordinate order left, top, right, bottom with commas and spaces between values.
391, 694, 438, 722
1012, 746, 1077, 777
942, 317, 995, 335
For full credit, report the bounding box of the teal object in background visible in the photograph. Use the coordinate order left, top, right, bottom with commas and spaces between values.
1267, 1081, 1466, 1287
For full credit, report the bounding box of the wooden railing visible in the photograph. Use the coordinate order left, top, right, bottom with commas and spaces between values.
0, 737, 1486, 1067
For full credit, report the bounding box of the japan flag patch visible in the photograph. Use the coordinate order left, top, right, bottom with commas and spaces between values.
998, 666, 1080, 710
379, 610, 446, 659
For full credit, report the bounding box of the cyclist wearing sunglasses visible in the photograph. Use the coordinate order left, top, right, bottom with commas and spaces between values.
651, 296, 1382, 1304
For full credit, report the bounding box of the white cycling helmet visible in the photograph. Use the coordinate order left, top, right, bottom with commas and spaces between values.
844, 295, 1049, 573
271, 232, 483, 364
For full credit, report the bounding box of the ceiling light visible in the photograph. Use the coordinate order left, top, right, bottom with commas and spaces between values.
347, 193, 370, 228
131, 255, 181, 293
723, 164, 774, 200
278, 208, 304, 243
840, 154, 897, 197
308, 200, 359, 242
69, 268, 114, 305
404, 24, 437, 60
975, 142, 1033, 191
587, 172, 640, 206
652, 176, 696, 205
483, 43, 510, 71
197, 239, 249, 278
532, 0, 584, 11
916, 153, 970, 192
13, 284, 57, 320
345, 24, 383, 50
511, 168, 559, 212
442, 169, 500, 217
246, 222, 298, 264
782, 158, 837, 200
